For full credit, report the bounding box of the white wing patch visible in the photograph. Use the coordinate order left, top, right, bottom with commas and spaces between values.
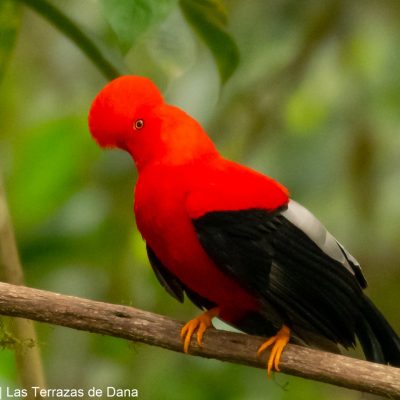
281, 200, 365, 285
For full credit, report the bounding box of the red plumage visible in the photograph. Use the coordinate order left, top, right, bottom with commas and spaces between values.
89, 75, 400, 373
89, 75, 288, 323
134, 157, 288, 322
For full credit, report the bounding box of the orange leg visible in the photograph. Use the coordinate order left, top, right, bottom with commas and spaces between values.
180, 307, 220, 353
257, 325, 291, 376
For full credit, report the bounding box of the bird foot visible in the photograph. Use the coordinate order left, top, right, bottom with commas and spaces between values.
257, 325, 290, 376
180, 307, 220, 353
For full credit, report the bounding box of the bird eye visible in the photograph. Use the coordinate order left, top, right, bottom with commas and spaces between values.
134, 119, 144, 130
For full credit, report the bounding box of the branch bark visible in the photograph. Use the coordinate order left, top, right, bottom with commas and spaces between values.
0, 282, 399, 398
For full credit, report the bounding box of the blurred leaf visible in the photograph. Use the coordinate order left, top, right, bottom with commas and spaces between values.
180, 0, 240, 83
146, 12, 197, 78
100, 0, 177, 54
0, 0, 21, 81
8, 117, 96, 231
285, 88, 328, 135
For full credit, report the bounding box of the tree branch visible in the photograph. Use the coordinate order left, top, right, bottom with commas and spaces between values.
0, 282, 399, 398
0, 178, 46, 394
15, 0, 123, 80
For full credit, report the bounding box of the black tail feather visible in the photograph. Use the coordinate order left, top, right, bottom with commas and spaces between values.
357, 296, 400, 367
356, 317, 385, 363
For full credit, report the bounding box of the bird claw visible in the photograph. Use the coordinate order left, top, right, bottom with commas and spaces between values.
180, 307, 219, 353
257, 325, 290, 376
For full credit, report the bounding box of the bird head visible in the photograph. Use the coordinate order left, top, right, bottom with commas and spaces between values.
88, 75, 216, 171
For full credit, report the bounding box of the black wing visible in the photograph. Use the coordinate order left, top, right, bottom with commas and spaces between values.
146, 244, 215, 310
192, 201, 366, 347
147, 244, 184, 303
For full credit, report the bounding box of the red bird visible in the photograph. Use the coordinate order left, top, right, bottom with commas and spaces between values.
88, 75, 400, 374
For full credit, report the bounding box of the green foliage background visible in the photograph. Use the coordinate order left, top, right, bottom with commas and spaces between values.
1, 0, 400, 399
